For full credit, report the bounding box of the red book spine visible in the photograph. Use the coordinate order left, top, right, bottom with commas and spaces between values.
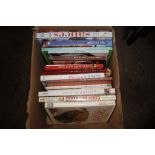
43, 69, 105, 75
45, 64, 104, 71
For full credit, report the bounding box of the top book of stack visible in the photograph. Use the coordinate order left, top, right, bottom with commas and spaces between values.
36, 31, 112, 39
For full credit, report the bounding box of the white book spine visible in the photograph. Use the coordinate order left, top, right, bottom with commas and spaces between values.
45, 100, 115, 108
39, 97, 64, 102
37, 31, 112, 39
45, 84, 112, 90
38, 88, 115, 96
39, 95, 116, 102
40, 73, 105, 82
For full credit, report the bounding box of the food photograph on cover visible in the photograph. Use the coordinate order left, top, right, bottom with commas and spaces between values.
1, 26, 155, 129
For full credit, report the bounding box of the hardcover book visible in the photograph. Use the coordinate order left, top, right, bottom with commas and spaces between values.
43, 39, 112, 47
45, 102, 115, 124
38, 88, 115, 96
45, 80, 112, 87
43, 69, 106, 75
49, 54, 108, 61
45, 64, 104, 71
40, 72, 108, 82
39, 95, 116, 102
45, 83, 112, 90
37, 31, 112, 39
44, 47, 112, 53
45, 100, 115, 108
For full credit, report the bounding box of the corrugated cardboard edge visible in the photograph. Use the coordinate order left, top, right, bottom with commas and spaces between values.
26, 31, 46, 128
107, 28, 124, 128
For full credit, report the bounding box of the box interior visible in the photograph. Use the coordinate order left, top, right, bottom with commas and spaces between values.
26, 26, 123, 129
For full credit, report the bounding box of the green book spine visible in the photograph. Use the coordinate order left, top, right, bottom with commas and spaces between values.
41, 50, 51, 64
105, 50, 112, 68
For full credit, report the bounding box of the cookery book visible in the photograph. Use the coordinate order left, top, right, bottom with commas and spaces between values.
45, 103, 115, 124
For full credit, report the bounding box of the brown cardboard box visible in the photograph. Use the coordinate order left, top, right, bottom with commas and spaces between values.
26, 26, 123, 129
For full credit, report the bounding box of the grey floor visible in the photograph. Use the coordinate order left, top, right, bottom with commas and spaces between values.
0, 26, 155, 128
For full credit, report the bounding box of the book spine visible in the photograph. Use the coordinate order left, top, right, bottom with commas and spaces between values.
45, 84, 112, 90
37, 31, 112, 39
45, 64, 104, 71
44, 39, 112, 47
38, 88, 115, 96
43, 47, 112, 54
42, 77, 112, 83
49, 55, 107, 61
45, 100, 115, 108
40, 72, 106, 81
46, 80, 112, 87
39, 95, 116, 102
43, 69, 105, 75
41, 51, 51, 64
105, 50, 113, 68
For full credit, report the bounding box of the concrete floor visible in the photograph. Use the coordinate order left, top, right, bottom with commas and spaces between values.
0, 26, 155, 128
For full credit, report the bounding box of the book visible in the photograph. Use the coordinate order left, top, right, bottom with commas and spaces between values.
43, 69, 106, 75
38, 88, 115, 96
45, 100, 115, 108
40, 72, 107, 82
43, 47, 112, 54
39, 95, 116, 102
105, 50, 113, 68
45, 64, 104, 71
44, 78, 113, 86
42, 77, 113, 86
45, 80, 112, 87
43, 39, 112, 47
48, 54, 107, 65
48, 54, 107, 61
49, 60, 105, 65
45, 83, 112, 90
41, 50, 51, 64
45, 105, 115, 124
36, 31, 112, 39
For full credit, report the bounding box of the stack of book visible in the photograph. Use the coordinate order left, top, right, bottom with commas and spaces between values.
37, 30, 116, 125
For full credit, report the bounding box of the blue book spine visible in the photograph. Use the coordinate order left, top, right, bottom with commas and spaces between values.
46, 39, 112, 47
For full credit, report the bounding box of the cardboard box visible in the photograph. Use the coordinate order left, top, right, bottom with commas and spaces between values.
26, 26, 123, 129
